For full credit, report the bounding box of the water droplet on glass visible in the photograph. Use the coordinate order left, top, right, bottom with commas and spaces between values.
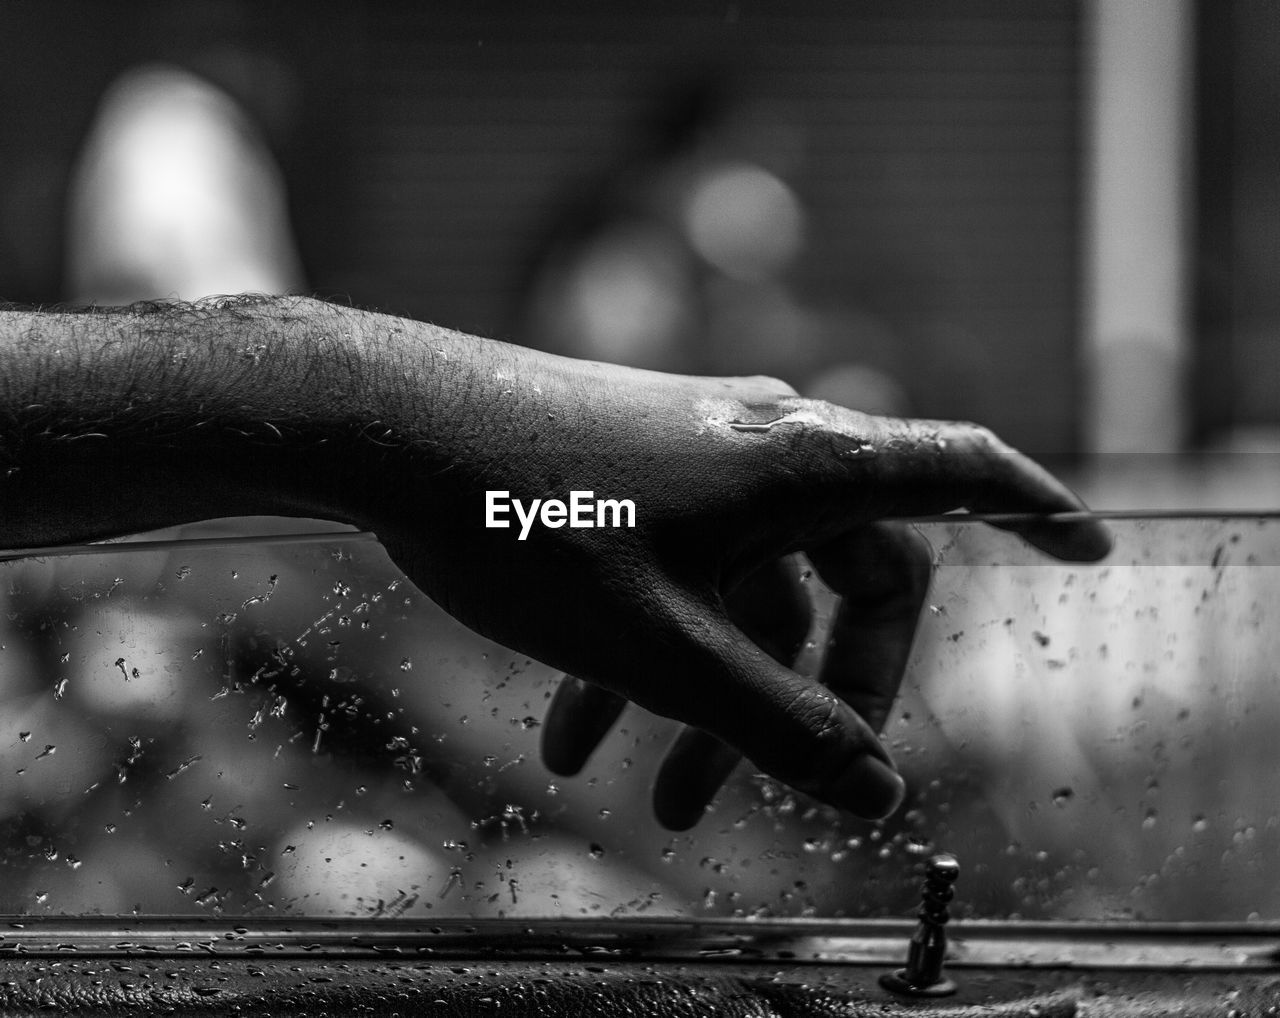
1192, 815, 1209, 833
175, 566, 191, 580
588, 843, 605, 860
379, 819, 394, 831
18, 732, 30, 743
400, 658, 413, 672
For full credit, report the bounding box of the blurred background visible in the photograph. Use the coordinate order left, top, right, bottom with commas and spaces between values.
1, 0, 1275, 471
0, 0, 1278, 923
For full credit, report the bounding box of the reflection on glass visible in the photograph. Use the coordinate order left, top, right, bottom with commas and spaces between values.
0, 518, 1276, 923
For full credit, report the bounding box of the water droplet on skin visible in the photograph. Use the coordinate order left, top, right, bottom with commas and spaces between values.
838, 441, 877, 459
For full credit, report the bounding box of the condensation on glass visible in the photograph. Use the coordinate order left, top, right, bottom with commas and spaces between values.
0, 517, 1275, 923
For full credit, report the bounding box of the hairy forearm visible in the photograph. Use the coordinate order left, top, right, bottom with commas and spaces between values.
0, 295, 475, 545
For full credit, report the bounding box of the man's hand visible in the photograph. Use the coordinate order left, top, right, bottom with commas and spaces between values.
0, 298, 1110, 829
364, 345, 1111, 831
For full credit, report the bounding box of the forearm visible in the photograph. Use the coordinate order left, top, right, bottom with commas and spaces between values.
0, 295, 471, 545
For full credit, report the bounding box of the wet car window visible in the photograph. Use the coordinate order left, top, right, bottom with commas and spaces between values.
1, 515, 1273, 923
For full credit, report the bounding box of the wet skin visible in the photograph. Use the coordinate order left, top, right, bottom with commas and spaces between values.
0, 297, 1111, 829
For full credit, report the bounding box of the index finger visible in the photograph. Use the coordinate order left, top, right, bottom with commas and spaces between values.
878, 419, 1112, 561
778, 403, 1112, 562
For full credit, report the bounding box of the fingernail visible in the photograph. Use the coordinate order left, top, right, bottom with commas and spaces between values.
829, 754, 906, 819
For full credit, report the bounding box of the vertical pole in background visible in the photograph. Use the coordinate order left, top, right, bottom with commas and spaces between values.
1082, 0, 1194, 456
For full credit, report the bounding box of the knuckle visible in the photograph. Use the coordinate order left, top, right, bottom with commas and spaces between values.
748, 374, 799, 397
799, 688, 845, 743
961, 421, 1013, 455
